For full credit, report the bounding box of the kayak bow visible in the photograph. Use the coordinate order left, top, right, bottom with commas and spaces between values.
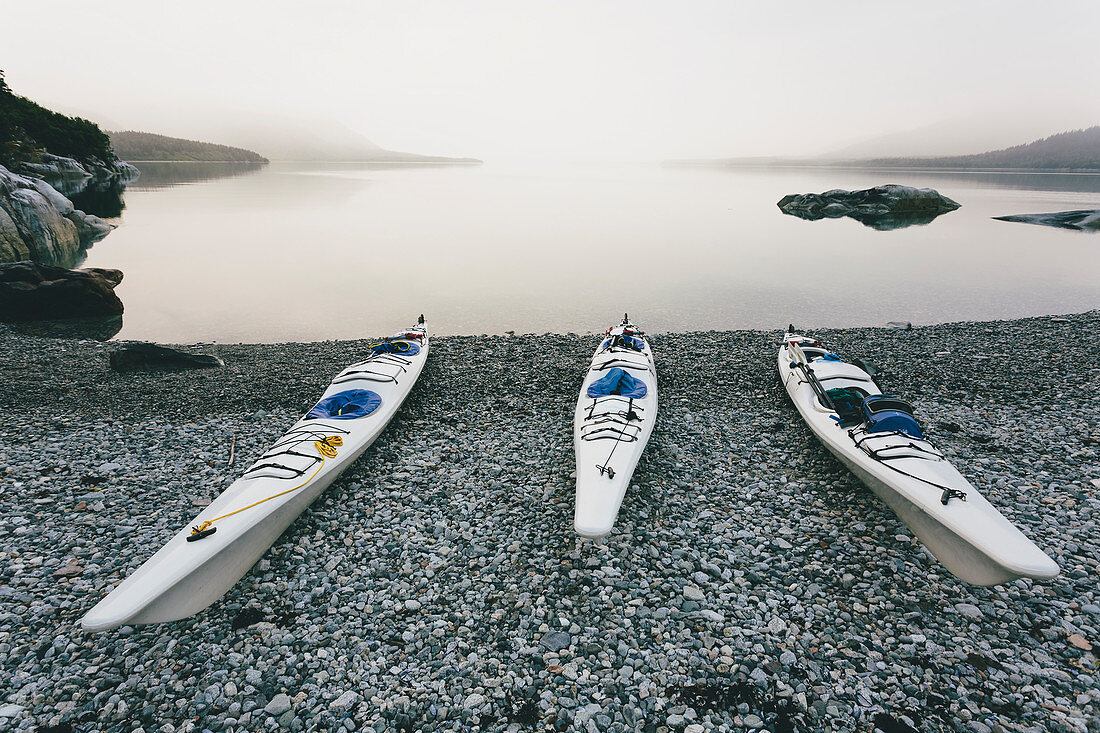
573, 315, 658, 538
81, 317, 430, 630
777, 331, 1058, 585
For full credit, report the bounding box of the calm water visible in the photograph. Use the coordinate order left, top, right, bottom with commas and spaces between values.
82, 162, 1100, 343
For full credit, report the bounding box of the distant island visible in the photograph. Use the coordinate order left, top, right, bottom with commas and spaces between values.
108, 131, 268, 163
111, 125, 481, 164
670, 126, 1100, 171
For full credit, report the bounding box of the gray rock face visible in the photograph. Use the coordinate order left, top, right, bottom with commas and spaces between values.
18, 153, 92, 186
993, 209, 1100, 231
777, 184, 961, 230
19, 153, 139, 196
0, 165, 117, 266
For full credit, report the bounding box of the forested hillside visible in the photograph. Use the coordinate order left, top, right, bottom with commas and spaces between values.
108, 131, 268, 162
868, 127, 1100, 170
0, 70, 114, 168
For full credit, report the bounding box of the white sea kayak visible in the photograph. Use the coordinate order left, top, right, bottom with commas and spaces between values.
777, 330, 1058, 586
81, 318, 431, 631
573, 315, 658, 538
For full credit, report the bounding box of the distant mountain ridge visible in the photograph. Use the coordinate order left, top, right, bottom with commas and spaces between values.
865, 127, 1100, 170
109, 131, 268, 162
668, 126, 1100, 171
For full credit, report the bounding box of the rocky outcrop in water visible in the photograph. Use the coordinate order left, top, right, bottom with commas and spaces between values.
18, 152, 139, 196
0, 165, 115, 266
0, 261, 123, 321
993, 209, 1100, 232
777, 184, 961, 230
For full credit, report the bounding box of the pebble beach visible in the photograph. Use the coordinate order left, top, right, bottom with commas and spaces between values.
1, 312, 1098, 733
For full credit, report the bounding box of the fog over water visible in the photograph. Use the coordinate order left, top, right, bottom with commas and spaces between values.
3, 1, 1100, 161
81, 162, 1100, 343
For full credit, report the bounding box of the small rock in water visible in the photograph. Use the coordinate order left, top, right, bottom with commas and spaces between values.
993, 209, 1100, 231
777, 184, 961, 230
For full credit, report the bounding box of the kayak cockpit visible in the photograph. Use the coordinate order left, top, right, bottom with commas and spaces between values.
332, 337, 422, 386
305, 389, 382, 420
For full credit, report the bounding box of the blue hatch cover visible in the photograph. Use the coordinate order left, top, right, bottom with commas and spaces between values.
587, 367, 648, 399
306, 389, 382, 420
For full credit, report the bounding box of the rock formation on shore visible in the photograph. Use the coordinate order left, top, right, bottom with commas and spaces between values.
19, 151, 139, 192
0, 260, 123, 321
993, 209, 1100, 232
777, 184, 961, 230
0, 165, 115, 266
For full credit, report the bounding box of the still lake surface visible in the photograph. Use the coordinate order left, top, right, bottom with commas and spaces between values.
83, 161, 1100, 343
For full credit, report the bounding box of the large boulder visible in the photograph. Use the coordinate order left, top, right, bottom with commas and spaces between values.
109, 343, 224, 372
0, 165, 116, 266
0, 261, 123, 321
777, 184, 961, 230
993, 209, 1100, 232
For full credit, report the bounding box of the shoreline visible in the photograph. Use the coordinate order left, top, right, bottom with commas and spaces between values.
0, 311, 1097, 731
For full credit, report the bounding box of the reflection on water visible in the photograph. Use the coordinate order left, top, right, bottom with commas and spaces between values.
127, 161, 268, 190
779, 206, 957, 231
69, 178, 127, 219
834, 168, 1100, 195
82, 162, 1100, 343
5, 315, 123, 341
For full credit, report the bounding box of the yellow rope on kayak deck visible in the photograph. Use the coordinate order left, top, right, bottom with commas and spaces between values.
189, 435, 343, 539
314, 435, 342, 457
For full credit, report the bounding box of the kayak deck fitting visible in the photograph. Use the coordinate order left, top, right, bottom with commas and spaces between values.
573, 315, 658, 538
777, 330, 1058, 586
80, 317, 430, 631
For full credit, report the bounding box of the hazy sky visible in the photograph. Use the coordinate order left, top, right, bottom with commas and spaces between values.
3, 0, 1099, 160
